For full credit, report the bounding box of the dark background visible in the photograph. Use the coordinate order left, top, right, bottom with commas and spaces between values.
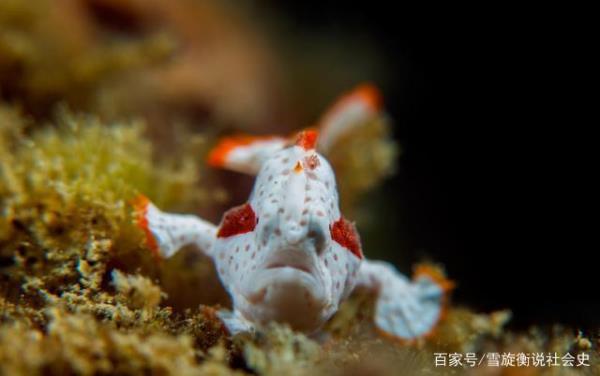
263, 2, 593, 331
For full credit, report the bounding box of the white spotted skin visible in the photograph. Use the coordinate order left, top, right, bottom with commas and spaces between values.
212, 145, 361, 333
140, 142, 446, 339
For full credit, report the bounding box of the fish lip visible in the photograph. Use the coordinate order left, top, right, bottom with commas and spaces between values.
265, 262, 312, 274
262, 247, 318, 275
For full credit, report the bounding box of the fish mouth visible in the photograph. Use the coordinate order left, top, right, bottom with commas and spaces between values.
243, 266, 322, 305
262, 246, 318, 276
242, 250, 325, 305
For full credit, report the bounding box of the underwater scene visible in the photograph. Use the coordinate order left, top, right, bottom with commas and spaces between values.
0, 1, 596, 375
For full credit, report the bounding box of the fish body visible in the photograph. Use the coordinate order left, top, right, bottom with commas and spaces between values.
135, 84, 452, 339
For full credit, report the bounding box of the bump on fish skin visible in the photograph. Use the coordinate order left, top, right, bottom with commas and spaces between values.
304, 154, 320, 170
293, 161, 303, 174
295, 129, 319, 150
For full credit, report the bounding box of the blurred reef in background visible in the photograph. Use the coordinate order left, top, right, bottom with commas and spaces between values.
0, 0, 596, 375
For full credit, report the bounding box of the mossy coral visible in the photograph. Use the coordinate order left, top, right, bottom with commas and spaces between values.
0, 107, 231, 374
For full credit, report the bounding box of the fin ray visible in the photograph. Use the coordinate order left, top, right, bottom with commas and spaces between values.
318, 83, 383, 152
207, 135, 286, 175
356, 259, 452, 341
132, 194, 217, 258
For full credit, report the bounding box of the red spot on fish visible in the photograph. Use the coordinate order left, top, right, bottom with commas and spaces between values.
295, 129, 319, 150
217, 203, 257, 238
330, 216, 363, 259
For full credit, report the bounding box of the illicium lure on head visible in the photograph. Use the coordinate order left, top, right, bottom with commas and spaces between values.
133, 84, 453, 341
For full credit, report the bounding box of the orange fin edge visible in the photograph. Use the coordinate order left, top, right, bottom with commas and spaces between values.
413, 263, 455, 292
131, 194, 160, 258
321, 83, 383, 125
412, 263, 454, 339
351, 83, 383, 112
378, 264, 454, 344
